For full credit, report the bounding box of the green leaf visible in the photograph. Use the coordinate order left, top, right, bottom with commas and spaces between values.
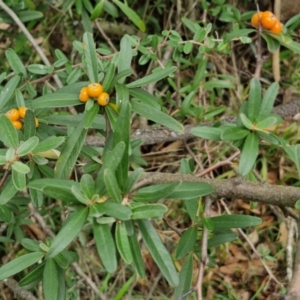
55, 119, 87, 179
80, 174, 95, 198
91, 202, 132, 220
207, 232, 238, 248
128, 230, 146, 278
255, 116, 279, 130
133, 182, 180, 202
0, 252, 45, 281
28, 64, 54, 75
224, 29, 255, 42
137, 219, 179, 287
93, 221, 117, 273
90, 0, 104, 20
175, 227, 197, 259
257, 82, 279, 120
123, 168, 143, 194
66, 68, 82, 85
174, 254, 193, 300
239, 113, 254, 130
23, 110, 36, 139
126, 66, 177, 88
167, 182, 214, 200
102, 62, 116, 92
0, 115, 19, 148
43, 259, 59, 300
17, 137, 39, 156
19, 262, 45, 287
265, 32, 300, 54
0, 76, 21, 110
113, 0, 146, 32
247, 78, 261, 122
116, 222, 133, 264
128, 88, 161, 110
118, 35, 132, 83
33, 136, 65, 153
12, 168, 26, 190
84, 102, 99, 129
82, 32, 98, 83
71, 185, 90, 205
221, 127, 249, 141
114, 100, 130, 188
0, 178, 18, 205
203, 79, 235, 91
11, 161, 30, 174
5, 49, 27, 77
183, 41, 193, 54
131, 101, 183, 132
261, 33, 281, 53
209, 215, 262, 230
131, 203, 168, 219
47, 208, 88, 258
104, 169, 122, 203
32, 93, 80, 110
191, 126, 222, 141
239, 132, 259, 176
0, 205, 12, 222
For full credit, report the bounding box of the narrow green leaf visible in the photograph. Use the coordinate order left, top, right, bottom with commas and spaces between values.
32, 93, 80, 110
33, 136, 65, 153
47, 208, 88, 258
128, 88, 161, 110
93, 221, 117, 273
207, 232, 238, 248
116, 222, 133, 264
0, 205, 12, 222
167, 182, 214, 200
84, 102, 99, 129
90, 0, 104, 20
239, 113, 254, 130
221, 127, 249, 141
114, 100, 130, 187
118, 35, 132, 83
247, 78, 261, 122
255, 116, 279, 130
239, 132, 259, 176
0, 178, 18, 205
82, 32, 98, 83
209, 215, 262, 230
66, 68, 82, 84
128, 230, 146, 278
91, 202, 132, 220
19, 262, 45, 287
258, 82, 279, 120
12, 168, 26, 190
113, 0, 146, 32
0, 76, 20, 110
23, 109, 36, 140
102, 62, 116, 92
43, 259, 59, 300
203, 79, 235, 91
0, 115, 19, 148
191, 126, 222, 141
104, 169, 122, 202
55, 119, 87, 179
17, 137, 39, 156
174, 254, 193, 300
0, 252, 45, 281
131, 101, 183, 132
71, 185, 90, 205
123, 168, 144, 194
80, 174, 95, 198
113, 274, 135, 300
126, 66, 177, 88
11, 161, 30, 174
137, 219, 179, 287
5, 49, 27, 77
28, 64, 54, 75
175, 227, 197, 259
131, 203, 168, 219
133, 182, 180, 202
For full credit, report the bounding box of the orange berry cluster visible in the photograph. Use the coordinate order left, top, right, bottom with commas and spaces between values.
79, 83, 110, 106
251, 11, 282, 34
5, 107, 39, 130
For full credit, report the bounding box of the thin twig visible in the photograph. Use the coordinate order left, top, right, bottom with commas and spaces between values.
195, 196, 212, 300
3, 278, 38, 300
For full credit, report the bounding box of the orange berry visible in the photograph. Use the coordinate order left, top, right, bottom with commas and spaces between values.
260, 11, 278, 29
97, 92, 110, 106
6, 109, 20, 121
251, 12, 263, 27
12, 120, 22, 130
35, 117, 39, 127
79, 87, 89, 102
270, 21, 282, 34
18, 106, 27, 118
87, 83, 103, 98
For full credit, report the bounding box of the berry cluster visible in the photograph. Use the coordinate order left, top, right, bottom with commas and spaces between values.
5, 107, 39, 130
79, 83, 110, 106
251, 11, 282, 34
